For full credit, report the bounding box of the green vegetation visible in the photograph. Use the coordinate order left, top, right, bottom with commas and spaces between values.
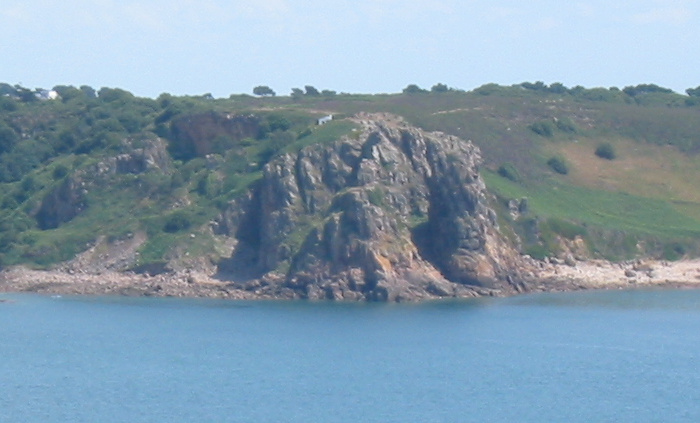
497, 163, 520, 182
1, 79, 700, 268
595, 142, 617, 160
530, 121, 555, 137
367, 187, 386, 208
253, 85, 275, 96
547, 156, 569, 175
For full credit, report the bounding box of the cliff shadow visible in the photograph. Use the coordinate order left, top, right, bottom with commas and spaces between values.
214, 187, 266, 283
411, 220, 448, 278
215, 244, 265, 282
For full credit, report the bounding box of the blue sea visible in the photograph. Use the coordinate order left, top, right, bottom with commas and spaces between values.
2, 289, 700, 422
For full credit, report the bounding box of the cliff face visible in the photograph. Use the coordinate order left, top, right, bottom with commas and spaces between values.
218, 113, 526, 301
169, 112, 261, 158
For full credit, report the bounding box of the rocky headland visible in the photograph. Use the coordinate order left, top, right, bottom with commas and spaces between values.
2, 113, 700, 301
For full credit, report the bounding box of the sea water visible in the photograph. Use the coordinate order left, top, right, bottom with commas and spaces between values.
2, 289, 700, 423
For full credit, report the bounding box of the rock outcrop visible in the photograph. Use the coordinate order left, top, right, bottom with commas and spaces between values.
33, 136, 171, 229
169, 112, 262, 158
35, 176, 87, 230
217, 113, 527, 301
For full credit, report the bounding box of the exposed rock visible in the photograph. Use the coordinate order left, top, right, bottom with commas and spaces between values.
217, 113, 527, 301
564, 254, 576, 267
97, 137, 172, 175
169, 112, 262, 158
59, 232, 148, 274
35, 176, 87, 230
507, 197, 528, 220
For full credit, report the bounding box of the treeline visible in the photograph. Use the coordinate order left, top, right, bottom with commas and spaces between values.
0, 83, 162, 183
473, 81, 700, 106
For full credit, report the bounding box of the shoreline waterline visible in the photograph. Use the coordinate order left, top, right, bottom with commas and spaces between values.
3, 257, 700, 301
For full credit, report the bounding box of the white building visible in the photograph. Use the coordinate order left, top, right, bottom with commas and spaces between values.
36, 90, 59, 101
317, 114, 333, 125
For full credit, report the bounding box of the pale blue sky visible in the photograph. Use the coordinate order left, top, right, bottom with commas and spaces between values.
1, 0, 698, 98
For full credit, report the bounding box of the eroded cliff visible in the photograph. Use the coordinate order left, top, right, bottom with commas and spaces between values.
217, 113, 527, 300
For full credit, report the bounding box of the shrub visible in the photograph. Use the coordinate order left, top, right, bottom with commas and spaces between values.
529, 121, 554, 137
52, 164, 70, 180
555, 117, 577, 133
547, 156, 569, 174
497, 163, 520, 182
595, 143, 616, 160
546, 218, 587, 240
663, 242, 686, 261
163, 210, 192, 233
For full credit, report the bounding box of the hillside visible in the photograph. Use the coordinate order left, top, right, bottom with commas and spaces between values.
0, 81, 699, 299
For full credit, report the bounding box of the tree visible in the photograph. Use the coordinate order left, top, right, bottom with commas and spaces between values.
431, 83, 450, 93
0, 122, 18, 154
622, 84, 673, 97
0, 83, 16, 97
80, 85, 97, 98
687, 86, 700, 97
98, 87, 134, 103
53, 85, 82, 102
253, 85, 276, 96
402, 84, 426, 94
321, 90, 337, 97
521, 81, 547, 91
14, 85, 37, 102
304, 85, 320, 96
290, 88, 304, 100
548, 82, 568, 94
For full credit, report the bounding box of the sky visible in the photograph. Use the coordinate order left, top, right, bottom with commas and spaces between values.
1, 0, 698, 98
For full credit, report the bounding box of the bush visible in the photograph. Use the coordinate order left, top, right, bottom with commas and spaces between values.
595, 143, 616, 160
663, 242, 686, 261
529, 121, 554, 137
497, 163, 520, 182
546, 218, 587, 240
547, 156, 569, 174
555, 117, 577, 133
52, 164, 70, 180
163, 210, 192, 233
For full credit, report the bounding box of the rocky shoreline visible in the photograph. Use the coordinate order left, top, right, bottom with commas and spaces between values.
2, 257, 700, 301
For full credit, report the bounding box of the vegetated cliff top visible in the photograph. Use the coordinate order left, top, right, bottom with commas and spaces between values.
0, 80, 699, 278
